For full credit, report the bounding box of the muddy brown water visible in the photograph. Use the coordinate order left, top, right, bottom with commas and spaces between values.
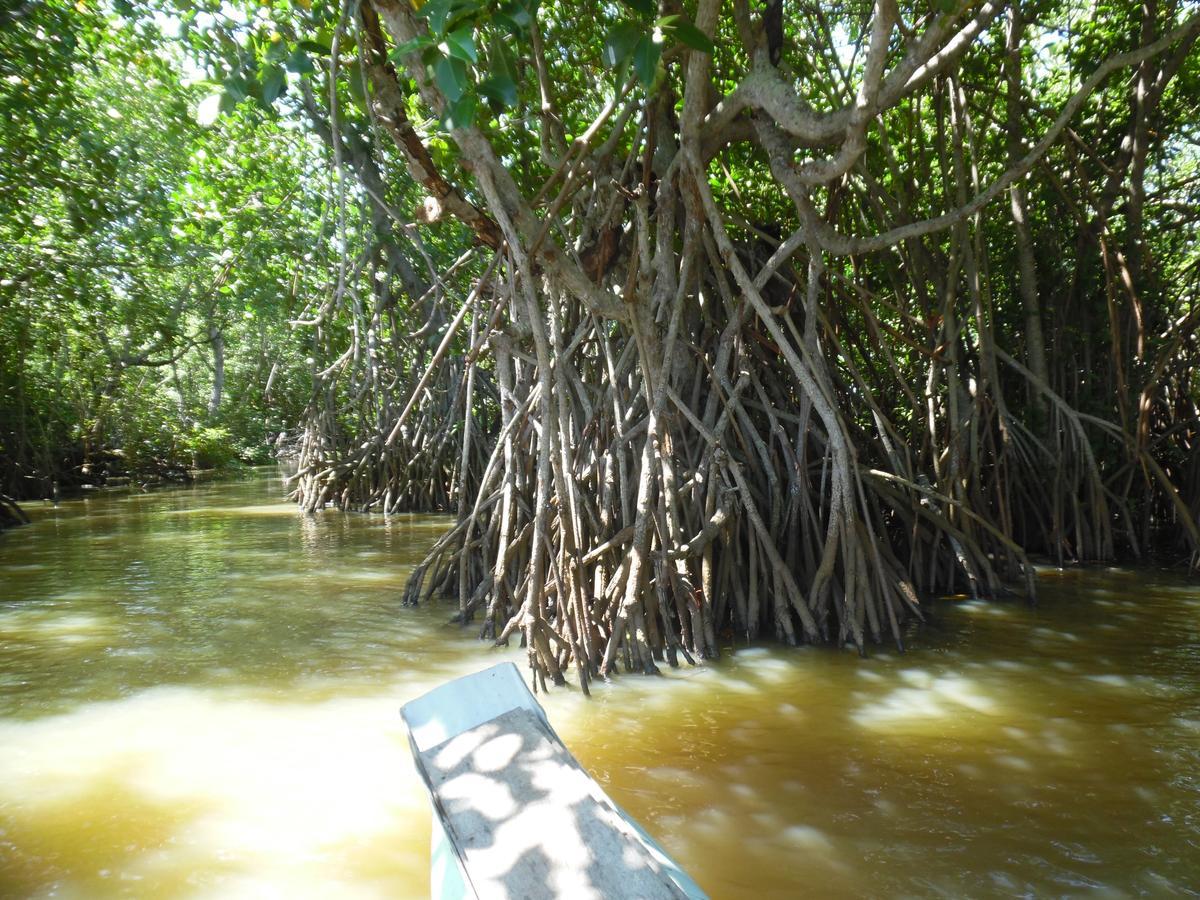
1, 470, 1197, 897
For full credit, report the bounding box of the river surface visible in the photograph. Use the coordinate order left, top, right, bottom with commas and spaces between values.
1, 471, 1198, 898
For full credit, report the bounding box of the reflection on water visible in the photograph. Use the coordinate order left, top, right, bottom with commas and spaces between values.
1, 470, 1199, 896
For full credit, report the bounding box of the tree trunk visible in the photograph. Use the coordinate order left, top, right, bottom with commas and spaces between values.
207, 325, 224, 419
1006, 6, 1050, 395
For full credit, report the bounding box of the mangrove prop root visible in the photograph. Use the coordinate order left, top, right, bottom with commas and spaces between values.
288, 0, 1200, 687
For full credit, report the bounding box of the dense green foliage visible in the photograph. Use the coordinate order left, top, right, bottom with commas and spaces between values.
1, 3, 318, 495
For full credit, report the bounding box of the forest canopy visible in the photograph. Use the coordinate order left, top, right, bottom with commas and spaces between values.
2, 0, 1198, 682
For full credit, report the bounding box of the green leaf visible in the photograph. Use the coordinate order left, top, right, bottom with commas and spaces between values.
632, 33, 661, 88
299, 39, 331, 55
671, 20, 715, 54
443, 93, 476, 129
479, 73, 517, 110
391, 34, 435, 60
286, 47, 314, 74
620, 0, 654, 16
223, 75, 250, 102
445, 26, 478, 63
495, 1, 532, 36
481, 37, 518, 111
491, 37, 517, 83
346, 59, 367, 107
417, 0, 455, 35
602, 22, 642, 68
434, 55, 469, 102
261, 65, 286, 104
450, 0, 485, 27
493, 12, 520, 35
265, 36, 289, 63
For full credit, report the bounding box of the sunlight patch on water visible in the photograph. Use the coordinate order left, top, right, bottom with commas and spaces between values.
161, 505, 301, 518
335, 571, 408, 584
852, 674, 997, 730
738, 653, 806, 684
990, 660, 1031, 672
300, 568, 410, 583
50, 590, 112, 603
645, 766, 705, 791
688, 806, 731, 843
0, 610, 117, 647
0, 665, 512, 898
993, 753, 1033, 772
958, 600, 1012, 617
1133, 785, 1160, 804
1085, 673, 1132, 688
1032, 626, 1081, 643
729, 782, 756, 801
898, 668, 933, 688
780, 823, 833, 851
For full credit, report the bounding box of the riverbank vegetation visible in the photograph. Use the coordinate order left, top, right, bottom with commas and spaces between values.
3, 0, 1198, 676
1, 3, 316, 498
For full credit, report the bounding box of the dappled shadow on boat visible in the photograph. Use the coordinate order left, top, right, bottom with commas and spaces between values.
425, 706, 693, 898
